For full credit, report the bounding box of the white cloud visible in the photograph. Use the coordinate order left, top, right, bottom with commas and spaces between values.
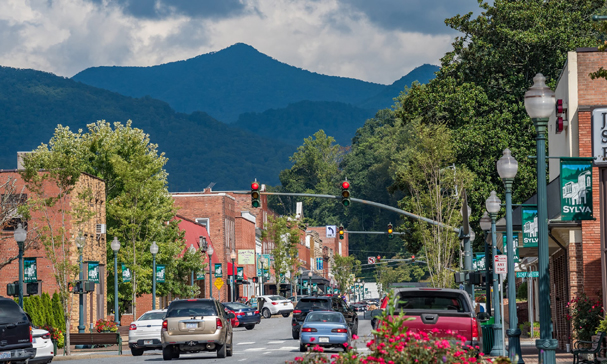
0, 0, 457, 84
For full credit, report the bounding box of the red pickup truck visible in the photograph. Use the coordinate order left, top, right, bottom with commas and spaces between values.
384, 288, 480, 348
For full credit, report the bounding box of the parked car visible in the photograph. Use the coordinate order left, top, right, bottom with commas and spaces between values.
385, 288, 481, 348
222, 302, 261, 330
0, 297, 36, 362
257, 295, 293, 318
299, 311, 351, 352
31, 328, 53, 364
161, 298, 234, 360
128, 309, 167, 356
291, 295, 358, 340
351, 303, 367, 312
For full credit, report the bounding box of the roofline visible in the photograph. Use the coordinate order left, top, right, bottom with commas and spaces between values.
0, 170, 105, 183
172, 192, 235, 200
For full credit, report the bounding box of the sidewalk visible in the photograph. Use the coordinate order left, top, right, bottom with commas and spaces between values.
486, 339, 573, 364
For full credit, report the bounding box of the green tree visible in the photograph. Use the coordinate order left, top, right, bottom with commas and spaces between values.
332, 254, 361, 294
374, 257, 426, 295
263, 215, 302, 290
52, 293, 66, 331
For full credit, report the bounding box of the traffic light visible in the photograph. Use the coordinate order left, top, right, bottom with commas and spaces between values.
387, 223, 393, 239
340, 181, 351, 207
411, 255, 415, 263
376, 255, 381, 263
251, 181, 261, 208
339, 226, 345, 240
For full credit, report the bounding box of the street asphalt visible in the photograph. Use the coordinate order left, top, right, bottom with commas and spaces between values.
54, 313, 372, 364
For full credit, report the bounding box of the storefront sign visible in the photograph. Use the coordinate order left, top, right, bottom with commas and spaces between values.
561, 159, 593, 220
24, 258, 37, 283
237, 267, 244, 281
502, 233, 520, 263
87, 261, 99, 283
592, 107, 607, 165
122, 263, 131, 282
238, 249, 255, 265
214, 263, 223, 278
522, 208, 538, 248
156, 265, 166, 283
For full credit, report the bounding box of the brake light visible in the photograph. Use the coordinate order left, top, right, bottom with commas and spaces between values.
162, 320, 168, 331
293, 310, 301, 314
42, 333, 50, 340
254, 311, 259, 315
331, 328, 348, 333
472, 317, 479, 341
129, 324, 137, 330
272, 302, 277, 305
301, 327, 317, 332
216, 318, 223, 330
29, 326, 32, 343
236, 312, 245, 317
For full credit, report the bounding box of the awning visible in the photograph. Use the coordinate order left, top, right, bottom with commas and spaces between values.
226, 262, 248, 280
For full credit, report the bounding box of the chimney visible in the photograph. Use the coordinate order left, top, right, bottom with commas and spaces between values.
17, 152, 31, 170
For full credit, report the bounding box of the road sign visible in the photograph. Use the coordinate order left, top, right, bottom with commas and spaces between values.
214, 278, 224, 290
494, 255, 508, 274
516, 271, 539, 278
326, 225, 337, 238
368, 257, 376, 264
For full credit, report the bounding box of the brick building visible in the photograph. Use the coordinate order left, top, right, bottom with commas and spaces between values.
0, 171, 107, 332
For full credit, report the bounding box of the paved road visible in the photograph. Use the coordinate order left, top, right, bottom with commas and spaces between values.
60, 313, 372, 364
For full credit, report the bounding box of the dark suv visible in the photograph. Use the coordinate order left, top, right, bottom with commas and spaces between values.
291, 295, 358, 340
0, 297, 36, 362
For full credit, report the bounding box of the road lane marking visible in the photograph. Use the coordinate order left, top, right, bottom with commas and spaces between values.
238, 342, 256, 345
244, 348, 266, 351
239, 359, 246, 361
267, 341, 285, 344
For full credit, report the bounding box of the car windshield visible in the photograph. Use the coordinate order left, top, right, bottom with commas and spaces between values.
296, 298, 331, 310
306, 312, 344, 323
268, 296, 286, 301
166, 301, 217, 318
224, 303, 249, 310
395, 291, 468, 312
138, 312, 166, 321
0, 300, 26, 324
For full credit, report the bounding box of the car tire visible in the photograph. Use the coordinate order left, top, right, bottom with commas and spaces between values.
227, 335, 233, 357
282, 313, 290, 318
162, 346, 173, 361
352, 320, 359, 335
292, 330, 300, 340
131, 348, 144, 356
262, 308, 271, 318
299, 342, 307, 352
217, 343, 227, 358
246, 324, 255, 330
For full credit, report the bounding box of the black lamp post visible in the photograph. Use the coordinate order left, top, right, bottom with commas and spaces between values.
111, 237, 120, 325
14, 224, 27, 309
479, 212, 492, 316
486, 191, 505, 356
150, 241, 159, 310
207, 242, 214, 299
199, 236, 208, 298
75, 233, 86, 334
231, 249, 236, 302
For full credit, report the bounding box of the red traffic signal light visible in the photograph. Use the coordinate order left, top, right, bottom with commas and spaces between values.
411, 255, 415, 262
340, 181, 351, 207
376, 255, 381, 262
251, 182, 260, 191
341, 181, 350, 190
251, 181, 261, 208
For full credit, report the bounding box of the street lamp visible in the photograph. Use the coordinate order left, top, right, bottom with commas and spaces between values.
207, 242, 214, 300
189, 245, 197, 298
230, 249, 237, 302
486, 191, 504, 356
198, 236, 208, 298
14, 224, 27, 309
479, 212, 492, 316
308, 271, 313, 295
75, 233, 86, 334
524, 73, 557, 364
150, 241, 159, 310
111, 237, 121, 325
460, 205, 473, 295
497, 148, 523, 363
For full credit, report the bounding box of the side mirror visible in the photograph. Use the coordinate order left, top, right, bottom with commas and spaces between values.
228, 313, 235, 319
477, 312, 490, 322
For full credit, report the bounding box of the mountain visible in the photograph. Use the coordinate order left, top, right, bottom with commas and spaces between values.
0, 66, 294, 191
72, 43, 386, 122
357, 64, 440, 111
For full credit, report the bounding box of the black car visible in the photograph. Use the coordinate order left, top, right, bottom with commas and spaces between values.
0, 297, 36, 362
222, 302, 261, 330
291, 295, 358, 340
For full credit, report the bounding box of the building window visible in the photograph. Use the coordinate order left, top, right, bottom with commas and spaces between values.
195, 218, 210, 232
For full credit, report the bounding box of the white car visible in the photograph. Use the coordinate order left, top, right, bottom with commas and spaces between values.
31, 328, 53, 364
128, 309, 167, 356
258, 295, 293, 318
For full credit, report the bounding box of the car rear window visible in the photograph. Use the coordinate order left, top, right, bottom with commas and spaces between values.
224, 303, 249, 310
306, 312, 344, 323
296, 298, 331, 310
138, 312, 166, 321
0, 300, 26, 324
395, 291, 469, 312
166, 301, 217, 318
268, 296, 286, 301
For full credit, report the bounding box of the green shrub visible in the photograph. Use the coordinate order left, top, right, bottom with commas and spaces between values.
52, 293, 65, 331
517, 282, 528, 300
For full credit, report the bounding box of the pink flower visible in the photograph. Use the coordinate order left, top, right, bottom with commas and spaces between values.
310, 337, 315, 342
352, 334, 359, 340
331, 354, 339, 359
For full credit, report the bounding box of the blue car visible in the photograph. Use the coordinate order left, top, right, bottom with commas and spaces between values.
299, 311, 351, 352
222, 302, 261, 330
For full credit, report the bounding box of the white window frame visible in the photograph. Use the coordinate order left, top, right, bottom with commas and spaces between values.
195, 218, 210, 232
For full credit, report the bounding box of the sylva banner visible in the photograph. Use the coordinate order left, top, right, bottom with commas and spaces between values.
214, 263, 223, 278
156, 265, 166, 283
522, 208, 538, 248
24, 258, 37, 283
196, 271, 206, 280
502, 233, 520, 263
122, 263, 131, 282
561, 159, 593, 220
237, 267, 244, 281
88, 261, 100, 283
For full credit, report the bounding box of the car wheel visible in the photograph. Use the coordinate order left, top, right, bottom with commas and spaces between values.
162, 346, 173, 361
371, 318, 377, 330
217, 342, 227, 358
292, 329, 300, 340
352, 321, 359, 335
227, 335, 233, 357
262, 308, 271, 318
299, 342, 307, 352
246, 324, 255, 330
131, 348, 144, 356
282, 313, 290, 318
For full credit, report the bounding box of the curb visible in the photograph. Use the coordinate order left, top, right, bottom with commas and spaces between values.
53, 354, 121, 361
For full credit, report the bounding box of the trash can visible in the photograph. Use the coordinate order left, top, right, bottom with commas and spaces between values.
481, 324, 495, 355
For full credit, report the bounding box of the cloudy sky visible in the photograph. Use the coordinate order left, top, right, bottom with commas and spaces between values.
0, 0, 482, 85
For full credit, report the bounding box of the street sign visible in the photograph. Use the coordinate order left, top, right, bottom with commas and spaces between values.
326, 225, 337, 238
516, 271, 539, 278
214, 278, 224, 290
494, 255, 508, 274
368, 257, 376, 264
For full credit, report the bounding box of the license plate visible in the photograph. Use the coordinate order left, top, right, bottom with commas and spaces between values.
319, 337, 329, 343
247, 312, 252, 316
0, 352, 10, 359
283, 303, 288, 305
186, 323, 197, 329
144, 340, 153, 345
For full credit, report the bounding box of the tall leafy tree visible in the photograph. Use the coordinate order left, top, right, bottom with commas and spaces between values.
332, 254, 361, 294
263, 215, 302, 290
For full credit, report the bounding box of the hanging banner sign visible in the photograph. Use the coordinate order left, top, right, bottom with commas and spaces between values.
237, 267, 244, 281
472, 254, 485, 271
24, 258, 37, 283
196, 271, 206, 280
316, 257, 323, 271
122, 263, 131, 282
592, 108, 607, 165
502, 233, 520, 263
522, 208, 538, 248
87, 261, 100, 283
214, 263, 223, 278
560, 159, 593, 220
156, 264, 166, 283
